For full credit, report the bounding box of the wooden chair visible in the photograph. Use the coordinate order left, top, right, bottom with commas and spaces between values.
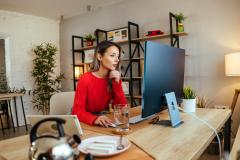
230, 89, 240, 113
0, 101, 11, 135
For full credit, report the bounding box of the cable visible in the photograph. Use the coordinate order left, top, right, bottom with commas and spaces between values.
178, 107, 222, 160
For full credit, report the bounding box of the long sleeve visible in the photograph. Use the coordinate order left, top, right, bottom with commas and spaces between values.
112, 80, 127, 105
72, 76, 97, 125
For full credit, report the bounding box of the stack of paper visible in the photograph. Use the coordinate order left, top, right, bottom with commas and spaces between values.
86, 139, 118, 154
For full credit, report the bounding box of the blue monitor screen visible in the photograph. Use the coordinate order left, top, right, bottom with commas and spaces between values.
141, 41, 185, 118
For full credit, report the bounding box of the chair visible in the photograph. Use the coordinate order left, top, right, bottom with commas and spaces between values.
50, 92, 75, 115
0, 100, 11, 134
0, 110, 4, 134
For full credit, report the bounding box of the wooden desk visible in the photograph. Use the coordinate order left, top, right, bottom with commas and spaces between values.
0, 130, 152, 160
0, 108, 231, 160
0, 93, 28, 131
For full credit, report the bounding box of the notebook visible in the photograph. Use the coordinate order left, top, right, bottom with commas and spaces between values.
27, 115, 83, 136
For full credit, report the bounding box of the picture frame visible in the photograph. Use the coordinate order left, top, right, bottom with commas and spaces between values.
84, 49, 95, 63
107, 28, 128, 42
122, 81, 129, 95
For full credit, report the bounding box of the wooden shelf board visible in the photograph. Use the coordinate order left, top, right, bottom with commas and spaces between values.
131, 32, 188, 42
125, 95, 142, 99
121, 77, 143, 80
72, 62, 91, 66
73, 32, 188, 52
121, 57, 144, 61
132, 57, 144, 60
133, 95, 142, 99
74, 45, 96, 52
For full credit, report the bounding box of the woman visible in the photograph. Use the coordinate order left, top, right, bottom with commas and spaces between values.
72, 41, 127, 127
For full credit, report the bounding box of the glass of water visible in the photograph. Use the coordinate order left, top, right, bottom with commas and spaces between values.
113, 104, 130, 133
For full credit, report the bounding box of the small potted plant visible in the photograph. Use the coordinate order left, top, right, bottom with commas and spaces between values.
175, 13, 187, 32
84, 34, 96, 47
182, 86, 196, 112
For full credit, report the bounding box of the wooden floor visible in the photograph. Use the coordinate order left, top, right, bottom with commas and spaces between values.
0, 125, 30, 141
0, 126, 219, 160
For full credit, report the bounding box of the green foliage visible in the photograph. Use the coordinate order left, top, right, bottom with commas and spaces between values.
32, 43, 64, 114
0, 67, 26, 94
183, 86, 196, 99
83, 34, 96, 41
175, 13, 187, 23
0, 67, 8, 93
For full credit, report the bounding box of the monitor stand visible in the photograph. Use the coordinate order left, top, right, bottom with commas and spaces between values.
149, 92, 184, 128
149, 116, 184, 128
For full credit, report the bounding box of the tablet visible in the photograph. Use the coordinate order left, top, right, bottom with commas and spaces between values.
27, 115, 83, 136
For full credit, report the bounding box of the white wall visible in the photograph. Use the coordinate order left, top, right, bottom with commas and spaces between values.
60, 0, 240, 134
0, 10, 60, 125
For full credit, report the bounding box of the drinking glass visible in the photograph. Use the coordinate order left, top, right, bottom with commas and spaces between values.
113, 104, 130, 133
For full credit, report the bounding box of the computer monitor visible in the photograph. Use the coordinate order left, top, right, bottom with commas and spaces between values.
141, 41, 185, 118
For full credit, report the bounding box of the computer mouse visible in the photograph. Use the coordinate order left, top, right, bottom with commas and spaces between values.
108, 123, 116, 128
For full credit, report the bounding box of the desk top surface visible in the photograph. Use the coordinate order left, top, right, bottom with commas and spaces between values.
0, 107, 231, 160
0, 93, 24, 100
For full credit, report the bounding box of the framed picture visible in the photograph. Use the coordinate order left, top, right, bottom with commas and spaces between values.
107, 28, 128, 42
84, 49, 95, 63
122, 81, 129, 95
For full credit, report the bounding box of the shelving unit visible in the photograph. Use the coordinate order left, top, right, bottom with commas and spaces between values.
71, 12, 187, 106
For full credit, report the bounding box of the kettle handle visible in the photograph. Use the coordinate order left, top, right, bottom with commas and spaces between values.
30, 117, 66, 143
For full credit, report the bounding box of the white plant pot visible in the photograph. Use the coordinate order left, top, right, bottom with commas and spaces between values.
182, 99, 196, 112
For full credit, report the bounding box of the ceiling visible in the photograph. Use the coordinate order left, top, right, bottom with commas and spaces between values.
0, 0, 127, 20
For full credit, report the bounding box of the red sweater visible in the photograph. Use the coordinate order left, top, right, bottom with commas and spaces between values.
72, 72, 127, 125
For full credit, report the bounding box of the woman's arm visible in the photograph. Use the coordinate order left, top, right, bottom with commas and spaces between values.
72, 76, 97, 125
112, 80, 128, 105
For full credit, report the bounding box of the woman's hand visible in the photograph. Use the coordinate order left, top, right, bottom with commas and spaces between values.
94, 115, 113, 127
109, 70, 121, 83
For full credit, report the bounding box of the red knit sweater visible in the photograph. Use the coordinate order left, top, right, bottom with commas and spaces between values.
72, 72, 127, 125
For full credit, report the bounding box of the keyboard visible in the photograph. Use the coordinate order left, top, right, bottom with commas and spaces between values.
129, 115, 154, 124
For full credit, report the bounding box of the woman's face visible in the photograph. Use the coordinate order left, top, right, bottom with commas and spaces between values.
98, 46, 120, 71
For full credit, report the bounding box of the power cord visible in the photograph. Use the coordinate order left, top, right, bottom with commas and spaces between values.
178, 107, 222, 160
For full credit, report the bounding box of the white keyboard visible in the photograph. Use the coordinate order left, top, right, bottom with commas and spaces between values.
129, 115, 154, 124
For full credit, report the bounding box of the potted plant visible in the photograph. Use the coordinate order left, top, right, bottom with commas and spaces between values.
84, 34, 96, 47
32, 43, 64, 115
182, 86, 196, 112
175, 13, 187, 32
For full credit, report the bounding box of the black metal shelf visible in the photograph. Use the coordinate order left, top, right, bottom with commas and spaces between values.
71, 12, 187, 105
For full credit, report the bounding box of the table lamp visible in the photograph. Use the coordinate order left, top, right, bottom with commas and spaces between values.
225, 52, 240, 113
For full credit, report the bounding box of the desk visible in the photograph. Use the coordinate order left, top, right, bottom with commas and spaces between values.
0, 93, 28, 131
0, 108, 231, 160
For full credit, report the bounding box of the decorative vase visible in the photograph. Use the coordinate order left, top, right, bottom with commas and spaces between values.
86, 41, 93, 47
182, 99, 196, 112
177, 22, 184, 32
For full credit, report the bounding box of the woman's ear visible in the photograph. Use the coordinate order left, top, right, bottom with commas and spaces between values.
97, 53, 102, 61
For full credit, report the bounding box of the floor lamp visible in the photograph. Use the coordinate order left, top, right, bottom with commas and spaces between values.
225, 52, 240, 113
